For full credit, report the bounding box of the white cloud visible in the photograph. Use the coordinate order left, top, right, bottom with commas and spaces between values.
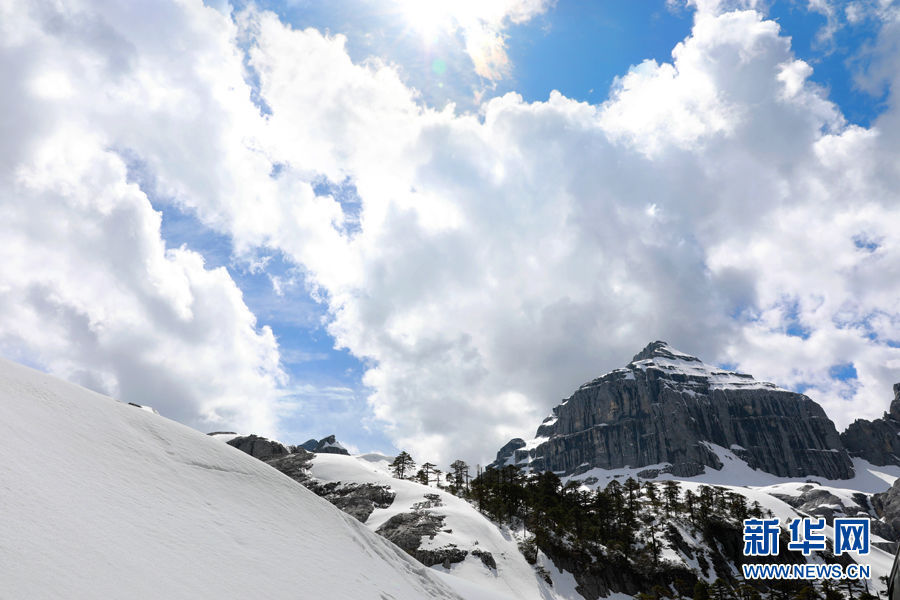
3, 0, 900, 470
388, 0, 554, 80
0, 0, 289, 436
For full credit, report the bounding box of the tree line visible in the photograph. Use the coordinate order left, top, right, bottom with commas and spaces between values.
388, 450, 472, 495
386, 454, 879, 600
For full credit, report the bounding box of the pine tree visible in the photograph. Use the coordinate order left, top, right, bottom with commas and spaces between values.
693, 580, 710, 600
421, 462, 436, 486
390, 450, 415, 479
624, 477, 641, 512
710, 578, 729, 600
644, 481, 661, 512
728, 492, 749, 522
683, 489, 698, 528
414, 468, 428, 485
651, 584, 669, 600
663, 480, 680, 516
449, 459, 470, 495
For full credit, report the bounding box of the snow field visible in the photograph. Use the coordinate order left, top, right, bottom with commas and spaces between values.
0, 358, 463, 600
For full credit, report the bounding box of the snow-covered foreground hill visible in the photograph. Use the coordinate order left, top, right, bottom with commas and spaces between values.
0, 358, 465, 599
308, 452, 578, 600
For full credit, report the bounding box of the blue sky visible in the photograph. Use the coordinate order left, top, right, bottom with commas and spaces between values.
4, 0, 899, 467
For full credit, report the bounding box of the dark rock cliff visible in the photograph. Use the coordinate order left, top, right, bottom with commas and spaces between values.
841, 384, 900, 466
872, 477, 900, 549
493, 341, 854, 480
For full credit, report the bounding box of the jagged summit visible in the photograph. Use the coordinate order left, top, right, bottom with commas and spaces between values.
611, 340, 782, 393
493, 341, 854, 480
629, 340, 701, 364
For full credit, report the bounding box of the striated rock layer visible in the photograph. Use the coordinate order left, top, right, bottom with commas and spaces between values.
841, 384, 900, 466
493, 341, 854, 480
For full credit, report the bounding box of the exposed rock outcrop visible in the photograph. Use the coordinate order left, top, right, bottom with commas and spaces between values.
312, 434, 350, 455
126, 402, 159, 415
471, 548, 497, 570
493, 341, 854, 480
375, 512, 467, 567
226, 434, 291, 460
841, 384, 900, 466
298, 439, 319, 452
265, 450, 315, 482
494, 438, 526, 467
264, 450, 393, 522
304, 480, 395, 523
293, 435, 350, 455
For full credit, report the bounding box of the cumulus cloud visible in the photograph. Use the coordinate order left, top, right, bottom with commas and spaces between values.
3, 0, 900, 468
258, 0, 896, 464
0, 0, 287, 435
240, 5, 900, 463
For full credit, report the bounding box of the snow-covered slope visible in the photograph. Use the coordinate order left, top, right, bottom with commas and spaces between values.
0, 358, 463, 600
307, 452, 579, 600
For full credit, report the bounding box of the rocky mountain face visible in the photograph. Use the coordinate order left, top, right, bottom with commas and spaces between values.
840, 384, 900, 466
493, 341, 855, 480
873, 477, 900, 545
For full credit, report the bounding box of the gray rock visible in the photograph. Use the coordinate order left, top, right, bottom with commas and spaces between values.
771, 486, 857, 524
226, 434, 291, 460
411, 493, 443, 511
264, 450, 394, 522
416, 546, 469, 568
376, 511, 446, 553
298, 438, 319, 452
471, 548, 497, 570
494, 438, 526, 467
841, 383, 900, 466
265, 450, 314, 482
127, 402, 159, 415
873, 477, 900, 542
493, 341, 854, 480
292, 435, 351, 455
305, 480, 396, 523
312, 434, 350, 455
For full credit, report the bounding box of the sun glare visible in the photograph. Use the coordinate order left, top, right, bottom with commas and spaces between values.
395, 0, 455, 40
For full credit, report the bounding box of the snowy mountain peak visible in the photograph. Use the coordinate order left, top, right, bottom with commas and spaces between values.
629, 340, 701, 364
494, 342, 854, 480
623, 340, 781, 392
